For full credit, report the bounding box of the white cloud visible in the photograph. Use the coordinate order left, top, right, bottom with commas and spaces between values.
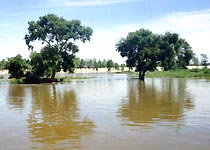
0, 39, 29, 59
77, 9, 210, 63
145, 9, 210, 59
48, 0, 142, 6
76, 28, 127, 64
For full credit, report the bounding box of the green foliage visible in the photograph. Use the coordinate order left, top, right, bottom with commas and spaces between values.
107, 59, 115, 71
25, 14, 93, 79
147, 69, 210, 78
116, 29, 160, 80
159, 32, 193, 70
101, 59, 107, 68
86, 59, 94, 68
93, 58, 99, 70
79, 59, 86, 68
114, 63, 120, 70
159, 32, 178, 70
120, 64, 126, 72
116, 28, 194, 80
73, 58, 120, 70
200, 54, 209, 68
74, 57, 80, 68
30, 46, 62, 78
5, 54, 29, 79
25, 14, 93, 50
30, 52, 45, 77
0, 59, 7, 70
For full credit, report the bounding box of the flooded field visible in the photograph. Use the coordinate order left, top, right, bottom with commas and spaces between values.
0, 74, 210, 150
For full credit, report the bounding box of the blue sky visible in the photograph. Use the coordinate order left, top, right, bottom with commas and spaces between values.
1, 0, 210, 63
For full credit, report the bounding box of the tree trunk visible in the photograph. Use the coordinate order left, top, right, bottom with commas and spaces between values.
51, 70, 56, 79
139, 71, 145, 81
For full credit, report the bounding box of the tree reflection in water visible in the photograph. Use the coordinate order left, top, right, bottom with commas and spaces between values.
27, 84, 95, 149
118, 79, 194, 129
7, 84, 27, 110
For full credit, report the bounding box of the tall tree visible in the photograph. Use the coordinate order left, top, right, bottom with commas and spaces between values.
25, 14, 93, 78
116, 29, 194, 80
116, 29, 160, 80
114, 63, 120, 71
79, 59, 86, 68
93, 58, 99, 70
107, 59, 115, 71
200, 54, 209, 68
101, 59, 107, 68
97, 60, 102, 68
86, 59, 94, 68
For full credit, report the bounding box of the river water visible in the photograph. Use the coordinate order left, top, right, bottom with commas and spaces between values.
0, 74, 210, 150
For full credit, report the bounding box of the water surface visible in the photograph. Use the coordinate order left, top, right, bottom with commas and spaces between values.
0, 74, 210, 150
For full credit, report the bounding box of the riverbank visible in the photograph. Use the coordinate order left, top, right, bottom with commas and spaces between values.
146, 68, 210, 79
1, 67, 210, 83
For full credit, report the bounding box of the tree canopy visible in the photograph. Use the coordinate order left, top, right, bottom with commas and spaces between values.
0, 59, 7, 70
116, 28, 194, 80
159, 32, 193, 70
116, 29, 161, 80
25, 14, 93, 79
73, 58, 120, 70
5, 54, 29, 79
200, 54, 209, 68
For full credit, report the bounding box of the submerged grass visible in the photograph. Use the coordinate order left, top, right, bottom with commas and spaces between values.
0, 76, 96, 84
146, 68, 210, 79
56, 76, 96, 82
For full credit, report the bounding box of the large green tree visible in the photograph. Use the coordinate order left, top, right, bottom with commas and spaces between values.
25, 14, 93, 78
116, 29, 160, 80
116, 29, 194, 80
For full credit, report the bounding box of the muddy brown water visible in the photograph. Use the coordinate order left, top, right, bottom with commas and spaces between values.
0, 74, 210, 150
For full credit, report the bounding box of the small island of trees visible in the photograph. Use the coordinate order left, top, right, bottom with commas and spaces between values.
0, 14, 210, 82
116, 29, 195, 80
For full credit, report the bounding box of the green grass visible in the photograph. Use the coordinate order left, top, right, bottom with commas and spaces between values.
146, 68, 210, 79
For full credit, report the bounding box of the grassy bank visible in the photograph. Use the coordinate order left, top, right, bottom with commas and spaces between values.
146, 68, 210, 79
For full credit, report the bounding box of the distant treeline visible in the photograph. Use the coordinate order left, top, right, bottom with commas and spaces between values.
74, 58, 124, 70
0, 54, 209, 71
0, 57, 125, 71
